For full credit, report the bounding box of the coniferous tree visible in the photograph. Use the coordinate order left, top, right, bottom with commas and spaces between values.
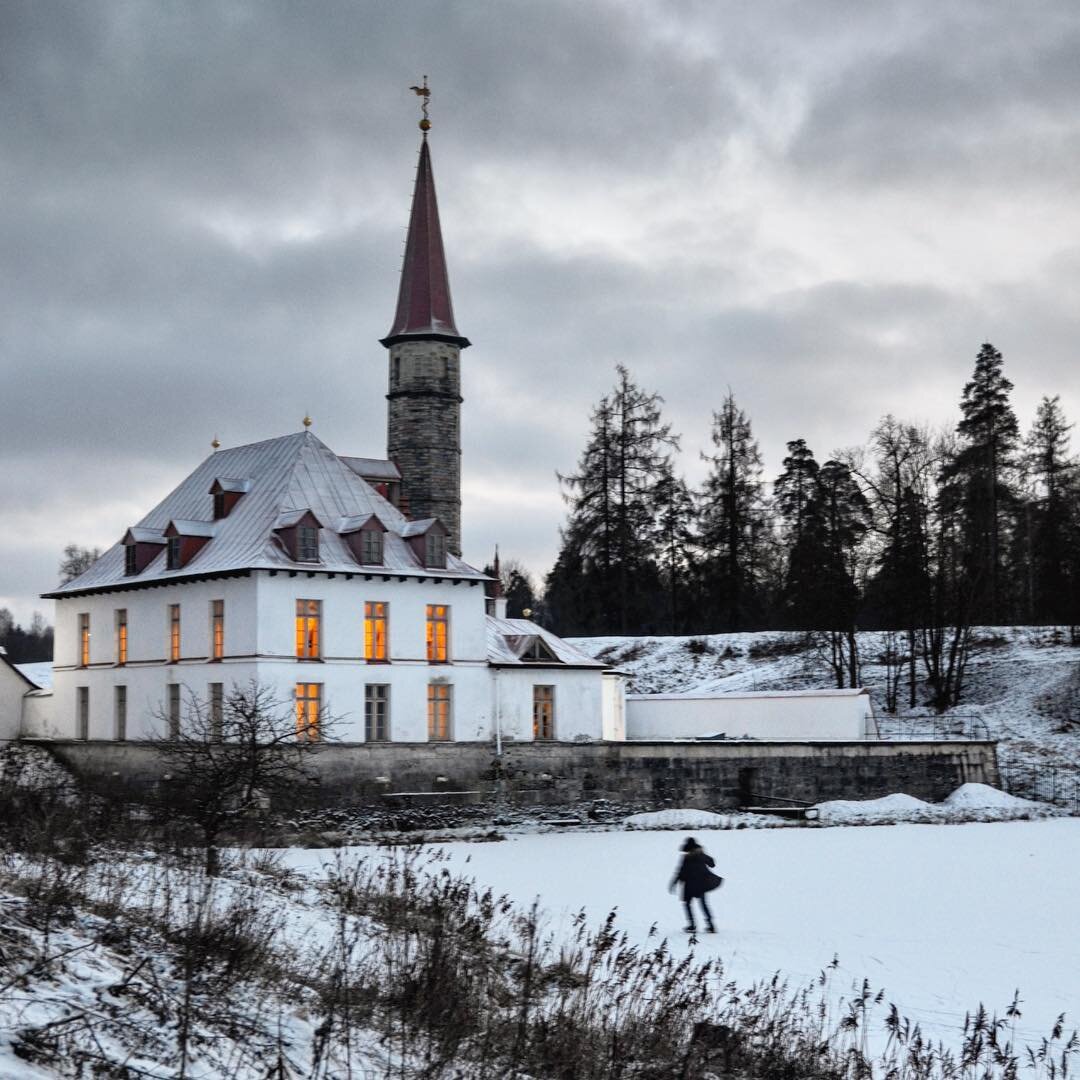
651, 464, 697, 634
941, 343, 1019, 623
1024, 395, 1077, 624
548, 365, 679, 635
698, 392, 767, 631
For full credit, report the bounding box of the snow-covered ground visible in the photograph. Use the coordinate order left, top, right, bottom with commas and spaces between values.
286, 818, 1080, 1057
570, 626, 1080, 787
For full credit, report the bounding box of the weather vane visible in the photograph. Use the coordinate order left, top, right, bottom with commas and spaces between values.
410, 75, 431, 134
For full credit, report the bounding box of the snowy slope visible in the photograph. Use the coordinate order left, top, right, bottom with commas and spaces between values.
570, 627, 1080, 787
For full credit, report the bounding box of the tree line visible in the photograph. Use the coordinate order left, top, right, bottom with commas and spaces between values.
540, 345, 1080, 709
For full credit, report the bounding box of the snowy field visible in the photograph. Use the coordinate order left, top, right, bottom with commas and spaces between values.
287, 818, 1080, 1055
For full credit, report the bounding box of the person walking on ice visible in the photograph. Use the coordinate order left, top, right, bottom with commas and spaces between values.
669, 836, 723, 933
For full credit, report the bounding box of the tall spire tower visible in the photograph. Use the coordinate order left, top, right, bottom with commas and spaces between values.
381, 79, 469, 556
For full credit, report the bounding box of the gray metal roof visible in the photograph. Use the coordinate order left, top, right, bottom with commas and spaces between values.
46, 430, 487, 596
339, 456, 402, 482
486, 615, 607, 668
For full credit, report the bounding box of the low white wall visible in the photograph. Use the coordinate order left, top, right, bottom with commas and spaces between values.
602, 672, 626, 741
626, 690, 877, 741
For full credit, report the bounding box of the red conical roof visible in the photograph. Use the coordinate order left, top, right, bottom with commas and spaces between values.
381, 137, 470, 349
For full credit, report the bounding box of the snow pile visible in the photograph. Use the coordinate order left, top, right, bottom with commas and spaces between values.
944, 782, 1041, 810
815, 793, 931, 824
625, 808, 730, 830
0, 741, 75, 792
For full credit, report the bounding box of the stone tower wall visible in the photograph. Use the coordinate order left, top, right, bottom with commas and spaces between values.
386, 338, 462, 553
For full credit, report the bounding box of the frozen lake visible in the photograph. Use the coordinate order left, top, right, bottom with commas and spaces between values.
381, 819, 1079, 1052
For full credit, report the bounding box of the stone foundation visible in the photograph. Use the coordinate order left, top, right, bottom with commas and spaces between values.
36, 738, 1000, 811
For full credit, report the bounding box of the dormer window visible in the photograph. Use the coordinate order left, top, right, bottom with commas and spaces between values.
297, 524, 320, 562
402, 519, 448, 570
209, 478, 251, 520
273, 509, 323, 564
121, 527, 167, 576
164, 520, 215, 570
425, 531, 446, 569
361, 528, 384, 565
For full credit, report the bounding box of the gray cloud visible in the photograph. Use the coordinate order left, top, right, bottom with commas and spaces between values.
2, 0, 1079, 623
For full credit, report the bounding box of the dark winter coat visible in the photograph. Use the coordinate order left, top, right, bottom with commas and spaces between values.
672, 850, 722, 900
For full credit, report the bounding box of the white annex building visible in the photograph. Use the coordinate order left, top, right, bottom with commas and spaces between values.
31, 114, 622, 747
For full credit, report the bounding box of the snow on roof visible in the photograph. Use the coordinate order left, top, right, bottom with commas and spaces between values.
626, 688, 871, 702
168, 519, 217, 538
14, 661, 53, 691
212, 477, 252, 493
486, 616, 607, 668
401, 518, 440, 537
124, 526, 166, 544
45, 430, 486, 596
339, 457, 401, 482
337, 513, 384, 534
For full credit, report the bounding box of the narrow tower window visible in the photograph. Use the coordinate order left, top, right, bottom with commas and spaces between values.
78, 613, 90, 668
169, 604, 181, 663
115, 608, 127, 665
295, 683, 321, 741
114, 685, 127, 741
427, 683, 452, 741
210, 599, 224, 660
167, 683, 181, 739
76, 686, 89, 740
209, 682, 224, 741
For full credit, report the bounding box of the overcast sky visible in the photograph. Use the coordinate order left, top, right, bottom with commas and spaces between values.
3, 0, 1080, 624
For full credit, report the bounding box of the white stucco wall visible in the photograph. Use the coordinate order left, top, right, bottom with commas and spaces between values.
625, 690, 877, 741
491, 667, 605, 743
602, 672, 627, 741
48, 570, 608, 743
0, 659, 28, 739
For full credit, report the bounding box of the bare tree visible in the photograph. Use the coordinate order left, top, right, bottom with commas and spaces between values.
58, 543, 102, 584
156, 680, 336, 874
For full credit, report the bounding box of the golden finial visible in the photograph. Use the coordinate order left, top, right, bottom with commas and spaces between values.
410, 76, 431, 133
211, 435, 220, 451
302, 413, 312, 428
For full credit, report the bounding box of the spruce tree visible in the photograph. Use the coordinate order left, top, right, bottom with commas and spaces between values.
943, 342, 1019, 623
699, 392, 767, 631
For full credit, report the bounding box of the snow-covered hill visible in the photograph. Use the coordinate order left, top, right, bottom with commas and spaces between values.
569, 627, 1080, 791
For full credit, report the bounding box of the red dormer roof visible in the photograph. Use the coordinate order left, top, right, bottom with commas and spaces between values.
380, 138, 470, 350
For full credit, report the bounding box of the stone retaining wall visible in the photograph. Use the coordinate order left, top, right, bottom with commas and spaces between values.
36, 738, 1000, 810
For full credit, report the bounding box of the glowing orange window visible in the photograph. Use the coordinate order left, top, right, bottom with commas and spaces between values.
426, 605, 449, 663
364, 601, 388, 662
295, 599, 320, 659
168, 604, 181, 663
210, 600, 224, 660
115, 609, 128, 665
78, 613, 90, 667
295, 682, 321, 741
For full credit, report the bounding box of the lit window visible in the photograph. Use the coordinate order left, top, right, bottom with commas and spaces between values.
361, 529, 384, 565
296, 599, 321, 659
168, 604, 181, 663
533, 685, 555, 740
427, 683, 452, 741
209, 682, 224, 741
76, 686, 89, 740
297, 524, 320, 562
115, 685, 127, 741
78, 613, 90, 667
167, 536, 182, 570
426, 604, 449, 663
124, 545, 138, 576
210, 599, 224, 660
425, 531, 446, 568
365, 684, 389, 741
115, 609, 127, 665
364, 601, 388, 661
296, 682, 321, 741
167, 684, 181, 739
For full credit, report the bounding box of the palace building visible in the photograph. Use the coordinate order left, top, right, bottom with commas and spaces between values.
33, 115, 623, 747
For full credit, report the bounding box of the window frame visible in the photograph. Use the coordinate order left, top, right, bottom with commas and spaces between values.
167, 683, 181, 739
295, 682, 321, 742
166, 536, 182, 570
364, 601, 388, 662
76, 686, 89, 740
296, 524, 320, 563
114, 685, 127, 741
210, 599, 224, 661
124, 544, 138, 576
361, 528, 384, 565
424, 530, 447, 569
427, 682, 452, 742
115, 608, 128, 666
209, 681, 224, 741
78, 612, 90, 668
426, 604, 450, 663
168, 604, 181, 663
533, 684, 555, 741
295, 599, 322, 660
364, 683, 390, 742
